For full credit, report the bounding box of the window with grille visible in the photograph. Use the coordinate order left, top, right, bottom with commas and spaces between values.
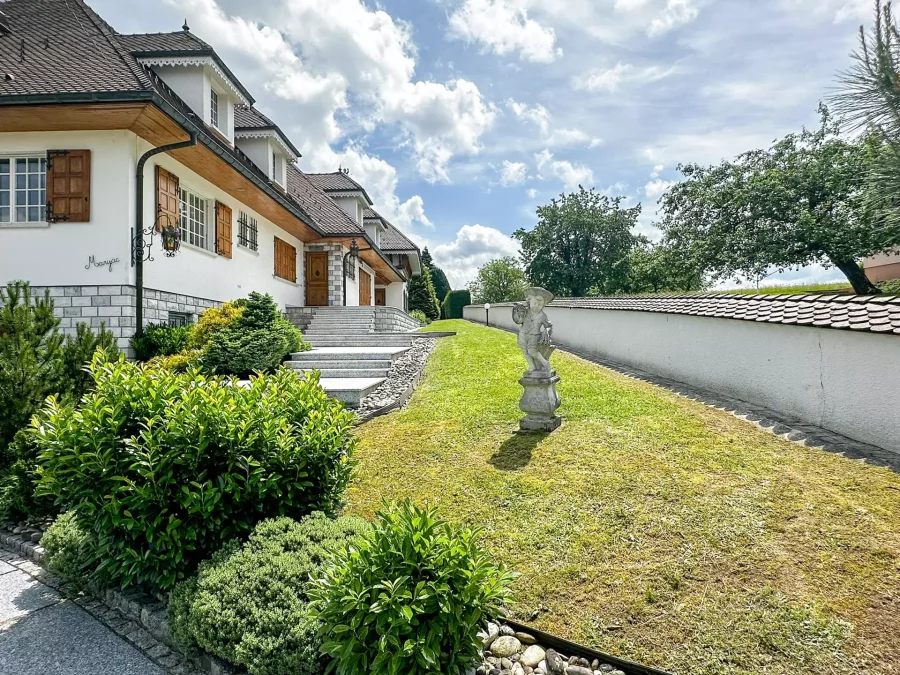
179, 186, 210, 250
168, 311, 192, 327
274, 237, 297, 282
0, 156, 47, 224
344, 255, 356, 280
210, 89, 220, 129
237, 211, 258, 251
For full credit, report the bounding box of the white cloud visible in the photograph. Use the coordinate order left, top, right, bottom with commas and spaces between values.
644, 178, 675, 199
527, 188, 539, 198
647, 0, 699, 36
500, 160, 528, 185
507, 99, 602, 148
507, 99, 551, 134
432, 224, 522, 287
172, 0, 495, 185
779, 0, 870, 23
650, 164, 665, 178
448, 0, 561, 63
535, 149, 594, 190
572, 62, 677, 92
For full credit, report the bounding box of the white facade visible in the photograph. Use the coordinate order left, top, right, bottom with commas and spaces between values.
463, 304, 900, 454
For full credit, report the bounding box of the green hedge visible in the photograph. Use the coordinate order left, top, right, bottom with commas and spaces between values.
32, 355, 356, 591
442, 289, 471, 319
170, 514, 370, 675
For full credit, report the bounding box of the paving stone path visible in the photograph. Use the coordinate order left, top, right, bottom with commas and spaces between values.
0, 548, 198, 675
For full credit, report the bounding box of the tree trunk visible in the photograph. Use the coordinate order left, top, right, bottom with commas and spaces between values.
830, 256, 881, 295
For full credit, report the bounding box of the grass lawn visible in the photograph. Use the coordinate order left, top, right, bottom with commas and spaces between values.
348, 320, 900, 675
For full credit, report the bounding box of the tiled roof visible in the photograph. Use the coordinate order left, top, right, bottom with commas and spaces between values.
380, 222, 419, 252
363, 207, 381, 221
234, 105, 277, 129
548, 293, 900, 335
306, 172, 373, 204
0, 0, 153, 96
286, 165, 363, 236
233, 105, 301, 157
117, 31, 211, 54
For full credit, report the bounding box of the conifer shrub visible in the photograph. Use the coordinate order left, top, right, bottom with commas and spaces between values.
203, 292, 309, 376
32, 355, 356, 591
170, 514, 370, 675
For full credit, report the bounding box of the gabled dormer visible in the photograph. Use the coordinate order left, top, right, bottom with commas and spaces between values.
119, 24, 254, 144
305, 171, 373, 228
233, 106, 300, 191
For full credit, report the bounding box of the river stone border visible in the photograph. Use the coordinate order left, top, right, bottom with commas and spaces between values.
0, 527, 238, 675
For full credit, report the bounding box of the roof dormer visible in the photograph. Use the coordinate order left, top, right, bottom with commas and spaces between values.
119, 27, 253, 144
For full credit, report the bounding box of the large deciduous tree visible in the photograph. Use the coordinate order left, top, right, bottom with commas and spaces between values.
514, 187, 640, 297
626, 238, 708, 294
468, 257, 527, 304
659, 106, 884, 294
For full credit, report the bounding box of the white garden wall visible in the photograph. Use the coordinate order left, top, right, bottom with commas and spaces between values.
464, 303, 900, 454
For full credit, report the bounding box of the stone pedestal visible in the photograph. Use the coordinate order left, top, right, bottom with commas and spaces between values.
518, 371, 562, 433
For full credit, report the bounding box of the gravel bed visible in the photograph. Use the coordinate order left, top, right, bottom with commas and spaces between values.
478, 622, 627, 675
357, 337, 437, 414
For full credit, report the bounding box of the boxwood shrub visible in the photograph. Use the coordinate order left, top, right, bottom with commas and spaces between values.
42, 512, 96, 587
309, 500, 515, 675
31, 354, 356, 591
170, 514, 371, 675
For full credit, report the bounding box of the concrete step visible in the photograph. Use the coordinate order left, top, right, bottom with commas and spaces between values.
308, 318, 375, 323
290, 346, 410, 361
307, 339, 414, 348
304, 330, 375, 335
293, 367, 390, 378
286, 359, 393, 369
316, 377, 384, 407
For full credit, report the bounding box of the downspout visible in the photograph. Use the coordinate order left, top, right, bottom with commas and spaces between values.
343, 245, 373, 306
134, 132, 198, 338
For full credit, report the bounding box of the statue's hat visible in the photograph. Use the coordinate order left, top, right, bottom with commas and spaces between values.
525, 287, 554, 304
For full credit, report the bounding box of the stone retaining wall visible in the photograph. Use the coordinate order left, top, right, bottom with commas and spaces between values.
0, 285, 221, 354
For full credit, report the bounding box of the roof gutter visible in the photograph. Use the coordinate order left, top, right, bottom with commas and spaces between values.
0, 92, 326, 238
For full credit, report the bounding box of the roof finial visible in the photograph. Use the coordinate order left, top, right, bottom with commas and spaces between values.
182, 19, 190, 32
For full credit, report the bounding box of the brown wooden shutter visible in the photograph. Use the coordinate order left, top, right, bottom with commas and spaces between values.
47, 150, 91, 222
274, 237, 297, 282
215, 201, 232, 258
155, 166, 179, 232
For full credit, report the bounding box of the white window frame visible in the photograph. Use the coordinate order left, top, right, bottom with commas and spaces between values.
210, 88, 220, 130
0, 154, 47, 226
272, 151, 282, 185
178, 184, 212, 252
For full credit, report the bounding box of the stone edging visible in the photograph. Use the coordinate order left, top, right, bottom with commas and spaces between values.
0, 528, 238, 675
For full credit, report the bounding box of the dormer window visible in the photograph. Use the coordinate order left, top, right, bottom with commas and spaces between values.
210, 89, 220, 129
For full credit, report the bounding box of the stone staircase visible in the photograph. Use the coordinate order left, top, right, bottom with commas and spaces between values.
286, 307, 419, 406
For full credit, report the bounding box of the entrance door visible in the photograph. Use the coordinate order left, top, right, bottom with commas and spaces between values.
306, 251, 329, 306
375, 288, 386, 306
359, 270, 372, 306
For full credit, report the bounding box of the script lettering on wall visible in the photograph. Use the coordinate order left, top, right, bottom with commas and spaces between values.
85, 255, 120, 273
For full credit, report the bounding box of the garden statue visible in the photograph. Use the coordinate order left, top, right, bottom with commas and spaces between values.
512, 287, 561, 432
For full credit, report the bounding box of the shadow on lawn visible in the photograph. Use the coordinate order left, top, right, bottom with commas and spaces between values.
490, 432, 548, 471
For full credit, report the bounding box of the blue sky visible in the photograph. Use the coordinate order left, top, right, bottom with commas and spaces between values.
91, 0, 873, 288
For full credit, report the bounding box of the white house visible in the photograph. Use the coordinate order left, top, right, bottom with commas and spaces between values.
0, 0, 421, 351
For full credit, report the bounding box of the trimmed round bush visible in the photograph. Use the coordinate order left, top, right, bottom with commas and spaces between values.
310, 500, 516, 675
130, 323, 192, 362
42, 512, 95, 586
442, 289, 471, 319
170, 514, 370, 675
203, 292, 309, 376
187, 300, 245, 349
32, 354, 356, 591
